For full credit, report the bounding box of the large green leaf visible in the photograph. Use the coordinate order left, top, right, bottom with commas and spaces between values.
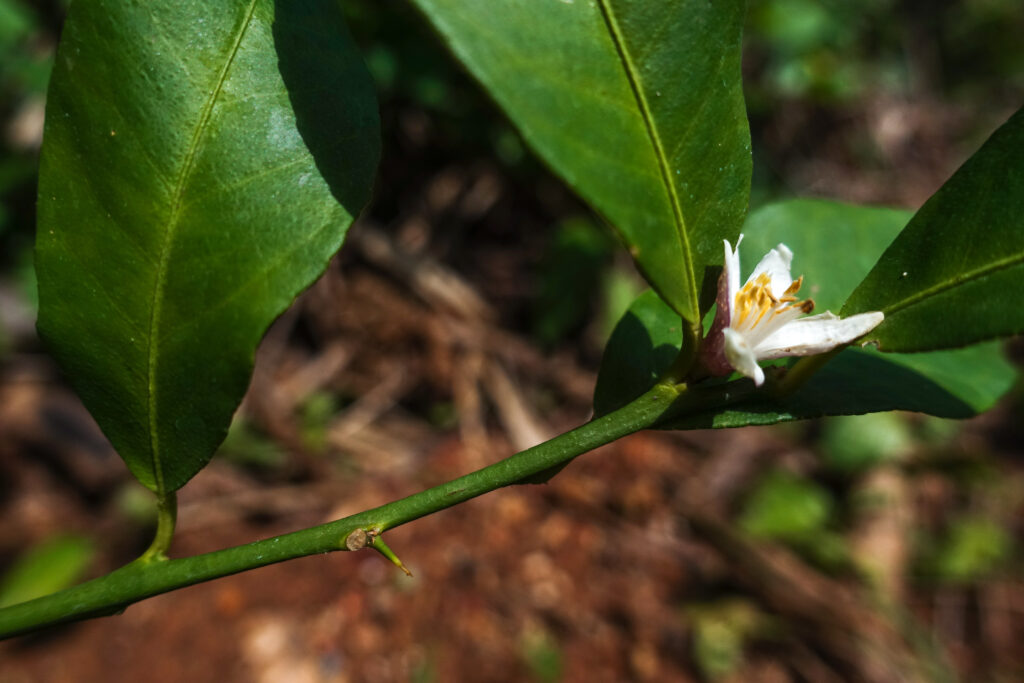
595, 199, 1017, 426
410, 0, 751, 324
842, 106, 1024, 351
36, 0, 379, 493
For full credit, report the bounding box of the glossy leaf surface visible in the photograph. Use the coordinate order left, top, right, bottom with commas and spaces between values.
843, 106, 1024, 351
36, 0, 379, 492
739, 199, 911, 312
411, 0, 751, 324
595, 199, 1016, 426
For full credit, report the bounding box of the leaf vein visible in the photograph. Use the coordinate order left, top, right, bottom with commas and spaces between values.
164, 217, 335, 342
596, 0, 697, 318
143, 0, 260, 494
882, 252, 1024, 316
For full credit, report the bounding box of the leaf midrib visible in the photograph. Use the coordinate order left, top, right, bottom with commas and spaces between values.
595, 0, 698, 319
863, 250, 1024, 318
144, 0, 259, 493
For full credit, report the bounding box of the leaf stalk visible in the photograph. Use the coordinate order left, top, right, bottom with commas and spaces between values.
139, 492, 177, 563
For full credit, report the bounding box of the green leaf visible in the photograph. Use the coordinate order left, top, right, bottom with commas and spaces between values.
35, 0, 379, 493
594, 290, 683, 417
410, 0, 751, 324
595, 197, 1018, 425
739, 199, 912, 313
670, 342, 1014, 428
0, 535, 95, 608
842, 106, 1024, 351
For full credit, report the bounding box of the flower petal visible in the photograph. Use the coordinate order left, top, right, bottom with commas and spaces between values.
724, 236, 742, 311
754, 311, 884, 360
748, 243, 794, 298
724, 327, 766, 386
741, 302, 805, 348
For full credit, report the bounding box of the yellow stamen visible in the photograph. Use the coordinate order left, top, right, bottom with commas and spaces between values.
733, 273, 813, 330
752, 301, 773, 327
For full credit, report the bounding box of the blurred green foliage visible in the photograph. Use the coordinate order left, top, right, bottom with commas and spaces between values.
688, 598, 781, 680
520, 626, 563, 683
299, 391, 340, 455
747, 0, 904, 102
741, 470, 835, 541
0, 0, 53, 97
531, 218, 614, 348
739, 470, 851, 569
920, 516, 1012, 585
746, 0, 1024, 105
820, 412, 914, 473
0, 0, 58, 292
410, 654, 438, 683
216, 418, 287, 471
936, 0, 1024, 94
342, 0, 533, 176
0, 533, 94, 608
0, 0, 54, 354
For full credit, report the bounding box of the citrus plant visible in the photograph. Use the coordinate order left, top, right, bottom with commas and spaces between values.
1, 0, 1020, 638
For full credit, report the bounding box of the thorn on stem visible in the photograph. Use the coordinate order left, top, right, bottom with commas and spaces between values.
369, 534, 413, 577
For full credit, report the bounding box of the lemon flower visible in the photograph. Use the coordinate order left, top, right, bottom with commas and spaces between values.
700, 236, 884, 386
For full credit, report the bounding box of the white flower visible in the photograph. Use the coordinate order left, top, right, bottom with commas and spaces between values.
700, 235, 884, 386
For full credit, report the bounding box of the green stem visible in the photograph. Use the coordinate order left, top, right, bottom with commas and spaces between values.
140, 492, 177, 562
0, 382, 686, 640
662, 317, 701, 384
773, 347, 843, 397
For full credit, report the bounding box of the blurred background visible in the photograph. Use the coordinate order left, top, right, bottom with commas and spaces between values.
1, 1, 1023, 681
